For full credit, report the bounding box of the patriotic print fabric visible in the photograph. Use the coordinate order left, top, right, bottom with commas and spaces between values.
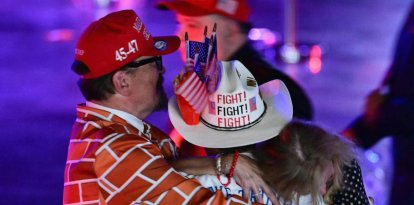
188, 41, 208, 81
175, 72, 208, 113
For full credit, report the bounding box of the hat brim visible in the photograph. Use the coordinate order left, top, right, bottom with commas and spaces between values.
168, 80, 293, 148
143, 35, 181, 57
156, 1, 213, 17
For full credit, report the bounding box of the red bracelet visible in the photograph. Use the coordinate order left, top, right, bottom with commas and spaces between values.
217, 150, 240, 187
228, 150, 240, 177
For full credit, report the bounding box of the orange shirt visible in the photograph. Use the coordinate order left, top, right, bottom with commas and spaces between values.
63, 104, 256, 205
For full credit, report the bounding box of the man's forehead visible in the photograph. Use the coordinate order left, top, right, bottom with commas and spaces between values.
177, 14, 217, 24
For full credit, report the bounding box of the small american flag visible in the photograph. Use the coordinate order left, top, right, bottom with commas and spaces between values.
204, 35, 219, 93
188, 40, 209, 80
205, 54, 220, 93
175, 72, 208, 113
249, 97, 257, 111
208, 101, 216, 115
189, 40, 209, 63
177, 30, 218, 115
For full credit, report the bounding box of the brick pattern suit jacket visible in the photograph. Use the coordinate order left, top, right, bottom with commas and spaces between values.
63, 104, 257, 205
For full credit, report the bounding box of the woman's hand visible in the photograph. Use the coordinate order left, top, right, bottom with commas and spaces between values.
223, 154, 280, 205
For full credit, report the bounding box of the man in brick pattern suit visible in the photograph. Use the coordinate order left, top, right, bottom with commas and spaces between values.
63, 10, 274, 205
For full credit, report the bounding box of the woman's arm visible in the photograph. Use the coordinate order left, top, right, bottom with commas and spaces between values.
170, 153, 279, 205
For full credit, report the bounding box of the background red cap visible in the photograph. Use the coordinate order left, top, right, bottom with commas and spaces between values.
156, 0, 251, 23
74, 10, 180, 79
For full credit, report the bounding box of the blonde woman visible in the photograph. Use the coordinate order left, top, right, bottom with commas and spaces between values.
169, 60, 369, 204
254, 120, 366, 205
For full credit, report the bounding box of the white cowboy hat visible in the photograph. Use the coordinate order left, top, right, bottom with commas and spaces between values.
168, 60, 293, 148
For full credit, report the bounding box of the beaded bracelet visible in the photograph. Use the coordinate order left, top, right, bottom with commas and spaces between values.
228, 150, 240, 177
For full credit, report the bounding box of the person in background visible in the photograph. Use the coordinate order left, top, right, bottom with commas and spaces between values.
63, 9, 276, 205
156, 0, 313, 120
342, 4, 414, 205
156, 0, 312, 159
157, 1, 371, 204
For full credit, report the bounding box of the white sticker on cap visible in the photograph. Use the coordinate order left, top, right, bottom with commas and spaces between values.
216, 0, 238, 14
154, 40, 167, 51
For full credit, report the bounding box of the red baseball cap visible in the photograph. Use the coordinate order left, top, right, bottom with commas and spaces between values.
74, 10, 180, 79
156, 0, 250, 23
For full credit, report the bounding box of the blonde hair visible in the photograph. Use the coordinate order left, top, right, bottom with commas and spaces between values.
254, 120, 355, 205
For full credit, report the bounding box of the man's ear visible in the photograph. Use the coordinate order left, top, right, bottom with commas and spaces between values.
112, 71, 132, 96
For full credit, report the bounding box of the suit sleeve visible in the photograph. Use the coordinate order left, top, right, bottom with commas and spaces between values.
94, 133, 259, 204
